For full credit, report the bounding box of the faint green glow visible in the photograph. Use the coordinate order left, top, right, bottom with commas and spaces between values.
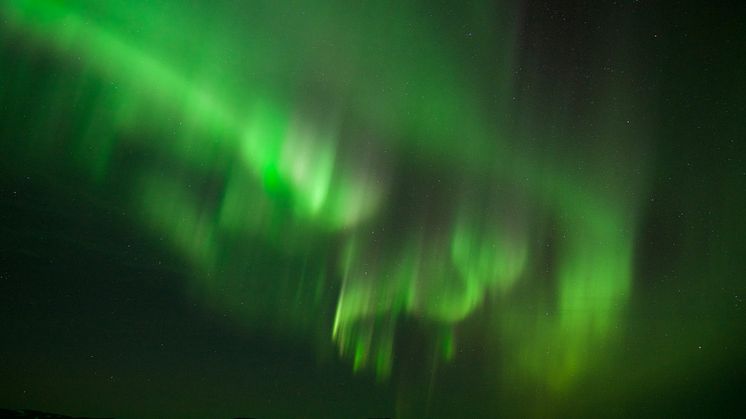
450, 212, 528, 295
1, 0, 649, 393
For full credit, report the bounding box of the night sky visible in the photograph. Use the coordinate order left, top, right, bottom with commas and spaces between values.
1, 1, 745, 418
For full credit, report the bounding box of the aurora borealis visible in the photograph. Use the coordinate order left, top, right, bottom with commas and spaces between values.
1, 1, 745, 418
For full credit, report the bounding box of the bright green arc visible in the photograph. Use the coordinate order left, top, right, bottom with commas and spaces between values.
1, 0, 649, 390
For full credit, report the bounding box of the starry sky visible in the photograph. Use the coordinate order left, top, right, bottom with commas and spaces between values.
0, 1, 744, 418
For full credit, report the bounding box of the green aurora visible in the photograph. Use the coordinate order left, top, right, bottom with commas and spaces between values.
1, 1, 744, 418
